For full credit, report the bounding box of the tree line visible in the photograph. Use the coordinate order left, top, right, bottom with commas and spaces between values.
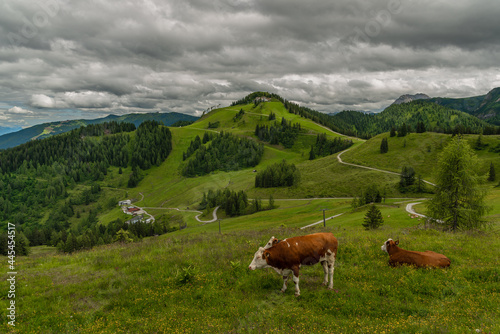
199, 188, 273, 217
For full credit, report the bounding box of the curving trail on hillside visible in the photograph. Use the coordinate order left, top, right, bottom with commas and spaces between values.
337, 149, 436, 187
142, 206, 220, 224
405, 202, 427, 218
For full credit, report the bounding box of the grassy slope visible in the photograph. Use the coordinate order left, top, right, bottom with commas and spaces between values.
340, 132, 500, 183
2, 204, 499, 333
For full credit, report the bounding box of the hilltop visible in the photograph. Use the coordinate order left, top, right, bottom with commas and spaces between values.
392, 93, 430, 105
0, 111, 198, 149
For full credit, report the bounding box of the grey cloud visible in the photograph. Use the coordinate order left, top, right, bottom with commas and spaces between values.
0, 0, 499, 126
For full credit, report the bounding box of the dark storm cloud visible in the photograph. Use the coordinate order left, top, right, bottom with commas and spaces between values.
0, 0, 499, 126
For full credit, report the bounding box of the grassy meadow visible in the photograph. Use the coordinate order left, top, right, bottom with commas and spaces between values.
1, 200, 499, 333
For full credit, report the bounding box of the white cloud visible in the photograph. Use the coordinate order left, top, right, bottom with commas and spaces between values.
30, 94, 56, 108
7, 106, 34, 114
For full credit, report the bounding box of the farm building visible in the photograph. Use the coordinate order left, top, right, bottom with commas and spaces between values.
126, 215, 144, 224
254, 96, 271, 103
118, 200, 131, 206
127, 207, 140, 213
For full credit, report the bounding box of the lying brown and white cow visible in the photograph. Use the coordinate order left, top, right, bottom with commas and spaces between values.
381, 239, 451, 268
249, 232, 338, 296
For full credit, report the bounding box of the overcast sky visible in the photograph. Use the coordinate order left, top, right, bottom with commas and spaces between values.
1, 0, 500, 127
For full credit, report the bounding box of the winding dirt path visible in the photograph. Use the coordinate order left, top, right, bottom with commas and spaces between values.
405, 202, 427, 218
142, 206, 220, 224
337, 149, 436, 186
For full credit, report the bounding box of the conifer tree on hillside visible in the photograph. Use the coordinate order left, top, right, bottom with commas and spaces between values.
309, 145, 316, 160
363, 205, 384, 230
16, 231, 31, 256
380, 137, 388, 153
428, 136, 489, 230
488, 162, 496, 182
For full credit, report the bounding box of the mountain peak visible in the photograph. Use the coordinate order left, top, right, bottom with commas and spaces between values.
392, 93, 430, 105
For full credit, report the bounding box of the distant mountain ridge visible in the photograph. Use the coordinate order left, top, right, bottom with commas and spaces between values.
393, 87, 500, 126
0, 126, 22, 136
392, 93, 430, 105
0, 112, 198, 149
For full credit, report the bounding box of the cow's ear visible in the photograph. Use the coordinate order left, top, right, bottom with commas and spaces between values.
395, 240, 399, 245
262, 251, 270, 259
272, 239, 279, 245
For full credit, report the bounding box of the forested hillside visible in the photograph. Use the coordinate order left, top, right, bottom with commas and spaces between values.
331, 100, 498, 138
429, 87, 500, 125
0, 121, 173, 254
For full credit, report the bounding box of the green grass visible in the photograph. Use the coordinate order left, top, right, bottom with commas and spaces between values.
341, 132, 500, 184
2, 202, 498, 333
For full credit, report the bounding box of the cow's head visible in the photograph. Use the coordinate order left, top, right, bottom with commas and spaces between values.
381, 239, 399, 253
249, 247, 270, 270
264, 236, 280, 249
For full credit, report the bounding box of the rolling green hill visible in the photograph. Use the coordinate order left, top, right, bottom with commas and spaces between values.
0, 112, 198, 150
340, 132, 500, 184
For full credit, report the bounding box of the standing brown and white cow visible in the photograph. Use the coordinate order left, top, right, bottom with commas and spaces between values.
249, 232, 338, 296
381, 239, 451, 268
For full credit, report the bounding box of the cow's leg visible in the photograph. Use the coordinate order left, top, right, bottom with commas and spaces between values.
327, 252, 336, 290
321, 260, 328, 286
281, 269, 291, 293
292, 266, 300, 296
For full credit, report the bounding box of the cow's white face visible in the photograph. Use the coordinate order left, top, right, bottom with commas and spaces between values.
249, 247, 269, 270
381, 239, 393, 253
381, 239, 398, 253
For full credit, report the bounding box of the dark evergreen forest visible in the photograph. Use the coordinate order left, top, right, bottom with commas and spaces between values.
182, 131, 264, 177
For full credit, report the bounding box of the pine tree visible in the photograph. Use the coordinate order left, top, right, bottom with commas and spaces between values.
380, 138, 388, 153
268, 194, 275, 209
488, 162, 496, 182
400, 166, 416, 189
362, 205, 384, 230
16, 231, 31, 256
390, 127, 396, 137
64, 233, 77, 253
398, 123, 408, 137
309, 145, 316, 160
428, 136, 489, 230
